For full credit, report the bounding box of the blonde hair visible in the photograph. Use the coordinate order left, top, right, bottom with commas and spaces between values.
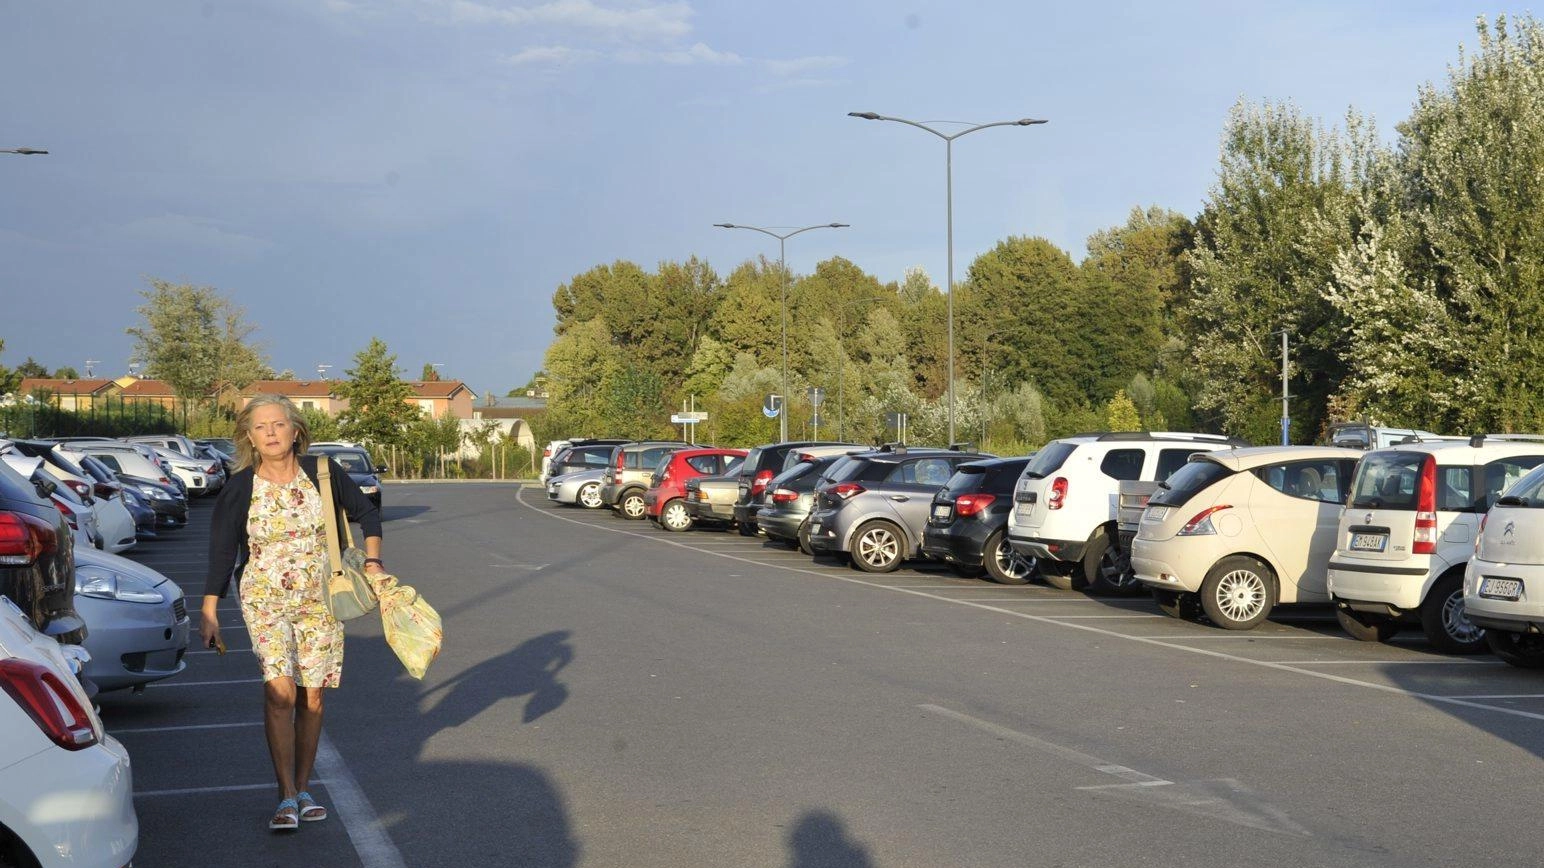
234, 394, 311, 471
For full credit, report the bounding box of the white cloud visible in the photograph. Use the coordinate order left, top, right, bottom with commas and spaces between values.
112, 214, 275, 259
763, 55, 847, 77
441, 0, 692, 40
501, 44, 601, 65
617, 41, 742, 65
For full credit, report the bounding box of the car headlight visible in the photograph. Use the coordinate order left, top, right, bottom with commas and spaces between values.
76, 567, 166, 603
360, 485, 379, 494
136, 484, 172, 501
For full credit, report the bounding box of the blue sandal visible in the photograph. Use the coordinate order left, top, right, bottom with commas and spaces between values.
297, 791, 328, 822
269, 798, 300, 831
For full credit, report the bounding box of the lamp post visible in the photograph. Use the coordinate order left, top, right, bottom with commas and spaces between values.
847, 111, 1046, 444
714, 222, 849, 442
0, 148, 47, 155
833, 294, 892, 441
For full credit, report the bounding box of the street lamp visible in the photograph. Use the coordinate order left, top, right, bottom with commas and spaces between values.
848, 111, 1047, 444
832, 294, 892, 441
0, 148, 47, 155
714, 222, 850, 442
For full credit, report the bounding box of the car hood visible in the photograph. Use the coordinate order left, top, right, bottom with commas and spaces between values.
73, 543, 174, 589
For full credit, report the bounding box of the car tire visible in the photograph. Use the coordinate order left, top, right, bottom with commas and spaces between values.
660, 499, 692, 532
1087, 530, 1141, 596
851, 520, 905, 573
620, 490, 647, 520
797, 519, 814, 555
1485, 630, 1544, 668
1039, 560, 1076, 591
1335, 607, 1399, 642
1198, 556, 1275, 630
1420, 573, 1486, 653
984, 529, 1035, 585
578, 483, 604, 509
1153, 588, 1202, 620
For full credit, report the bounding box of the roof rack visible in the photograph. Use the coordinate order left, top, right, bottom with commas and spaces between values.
1094, 431, 1248, 446
876, 442, 907, 454
947, 442, 974, 452
1467, 433, 1544, 447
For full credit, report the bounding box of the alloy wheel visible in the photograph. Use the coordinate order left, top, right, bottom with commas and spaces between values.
993, 538, 1034, 582
622, 494, 646, 519
1441, 590, 1484, 645
1213, 569, 1267, 623
662, 501, 692, 531
579, 483, 603, 509
856, 526, 900, 570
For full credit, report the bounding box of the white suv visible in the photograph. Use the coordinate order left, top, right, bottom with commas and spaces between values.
1006, 432, 1245, 593
1327, 435, 1544, 652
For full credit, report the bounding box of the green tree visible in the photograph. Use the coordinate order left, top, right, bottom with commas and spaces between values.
421, 363, 441, 381
15, 358, 48, 379
959, 237, 1086, 409
335, 338, 418, 449
542, 318, 621, 436
53, 366, 79, 380
0, 340, 16, 395
126, 279, 269, 402
1105, 389, 1142, 431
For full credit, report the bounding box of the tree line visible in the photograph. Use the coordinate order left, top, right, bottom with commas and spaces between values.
542, 16, 1544, 450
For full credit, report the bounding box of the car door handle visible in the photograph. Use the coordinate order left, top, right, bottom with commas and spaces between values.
890, 495, 909, 502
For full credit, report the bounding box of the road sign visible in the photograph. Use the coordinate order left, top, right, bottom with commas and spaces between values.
670, 413, 709, 424
807, 387, 825, 407
763, 394, 782, 418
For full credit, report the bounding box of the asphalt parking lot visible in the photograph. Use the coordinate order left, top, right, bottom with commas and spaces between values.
105, 483, 1544, 867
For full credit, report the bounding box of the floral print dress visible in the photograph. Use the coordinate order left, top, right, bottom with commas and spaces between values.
241, 472, 344, 688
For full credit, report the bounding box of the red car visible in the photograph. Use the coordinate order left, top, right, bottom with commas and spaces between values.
644, 448, 747, 532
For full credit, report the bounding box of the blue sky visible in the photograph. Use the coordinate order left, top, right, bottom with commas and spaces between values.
0, 1, 1518, 397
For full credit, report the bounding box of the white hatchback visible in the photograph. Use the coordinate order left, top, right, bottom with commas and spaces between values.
1133, 446, 1361, 629
1464, 463, 1544, 668
1327, 436, 1544, 652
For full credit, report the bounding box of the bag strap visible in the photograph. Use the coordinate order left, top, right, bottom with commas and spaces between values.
315, 458, 354, 573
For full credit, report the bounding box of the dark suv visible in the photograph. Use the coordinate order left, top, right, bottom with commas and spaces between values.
733, 441, 852, 536
807, 446, 993, 572
921, 457, 1035, 584
0, 457, 84, 644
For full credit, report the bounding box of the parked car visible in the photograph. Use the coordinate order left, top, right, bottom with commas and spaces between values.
1327, 435, 1544, 652
755, 456, 843, 552
54, 442, 176, 490
1464, 462, 1544, 667
546, 468, 608, 509
0, 443, 132, 554
732, 441, 853, 537
599, 441, 689, 519
543, 439, 629, 484
921, 456, 1036, 584
149, 444, 217, 496
1324, 422, 1442, 450
4, 456, 103, 552
194, 442, 234, 474
116, 484, 159, 540
73, 454, 147, 547
73, 545, 190, 691
119, 443, 188, 498
1131, 446, 1361, 629
807, 446, 993, 573
195, 437, 237, 459
125, 433, 204, 461
644, 449, 746, 531
308, 444, 384, 508
1007, 432, 1247, 593
0, 594, 138, 868
0, 458, 84, 646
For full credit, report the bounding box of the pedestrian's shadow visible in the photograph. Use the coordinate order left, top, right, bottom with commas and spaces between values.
787, 810, 875, 868
419, 629, 574, 727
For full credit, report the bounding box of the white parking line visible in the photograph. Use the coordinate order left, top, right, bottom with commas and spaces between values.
1272, 659, 1506, 666
1445, 693, 1544, 699
518, 490, 1544, 723
136, 782, 303, 798
150, 678, 264, 687
113, 721, 264, 734
1141, 634, 1326, 640
316, 731, 408, 868
1045, 614, 1166, 620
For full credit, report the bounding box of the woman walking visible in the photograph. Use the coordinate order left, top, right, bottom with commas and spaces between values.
202, 395, 384, 831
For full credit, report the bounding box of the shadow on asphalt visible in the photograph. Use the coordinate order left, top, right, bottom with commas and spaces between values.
420, 630, 575, 726
786, 809, 875, 868
379, 504, 430, 522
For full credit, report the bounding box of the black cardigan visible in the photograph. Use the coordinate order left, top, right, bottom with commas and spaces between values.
205, 454, 383, 598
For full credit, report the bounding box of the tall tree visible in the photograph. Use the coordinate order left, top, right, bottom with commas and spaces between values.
335, 338, 418, 448
125, 279, 269, 401
421, 363, 442, 381
542, 318, 622, 437
15, 358, 48, 379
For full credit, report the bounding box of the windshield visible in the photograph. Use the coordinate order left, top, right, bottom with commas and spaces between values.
1496, 463, 1544, 507
1023, 442, 1078, 479
327, 451, 374, 474
1148, 458, 1234, 508
739, 447, 764, 479
1349, 451, 1423, 510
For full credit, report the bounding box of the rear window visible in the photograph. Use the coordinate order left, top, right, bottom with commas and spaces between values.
740, 447, 765, 479
91, 454, 124, 473
1349, 451, 1423, 510
1254, 459, 1353, 503
1498, 464, 1544, 507
1482, 456, 1544, 510
942, 465, 987, 496
686, 454, 720, 474
1149, 459, 1234, 508
1024, 442, 1078, 479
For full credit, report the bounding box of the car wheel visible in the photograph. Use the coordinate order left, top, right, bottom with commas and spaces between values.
1420, 573, 1486, 653
797, 519, 814, 555
660, 499, 692, 532
1485, 630, 1544, 668
1087, 531, 1140, 596
1199, 556, 1275, 630
738, 517, 757, 537
1153, 588, 1201, 620
1039, 560, 1075, 591
578, 483, 604, 509
851, 520, 905, 573
620, 491, 647, 520
1075, 530, 1116, 593
984, 529, 1035, 585
1335, 607, 1399, 642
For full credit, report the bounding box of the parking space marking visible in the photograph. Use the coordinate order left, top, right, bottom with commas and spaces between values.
1272, 659, 1506, 666
1446, 693, 1544, 699
517, 490, 1544, 723
1043, 614, 1166, 620
316, 731, 408, 868
149, 677, 265, 688
1141, 634, 1327, 640
136, 782, 311, 798
112, 721, 263, 734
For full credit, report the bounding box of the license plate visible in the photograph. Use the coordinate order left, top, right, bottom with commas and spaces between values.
1143, 506, 1167, 522
1350, 533, 1387, 552
810, 523, 821, 534
932, 504, 952, 519
547, 486, 557, 495
1480, 577, 1524, 601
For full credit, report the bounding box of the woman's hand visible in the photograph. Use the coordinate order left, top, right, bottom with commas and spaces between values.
200, 595, 222, 650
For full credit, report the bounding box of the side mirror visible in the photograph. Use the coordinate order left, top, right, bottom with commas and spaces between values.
33, 477, 57, 497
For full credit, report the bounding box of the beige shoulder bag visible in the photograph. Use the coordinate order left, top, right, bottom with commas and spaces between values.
316, 458, 378, 621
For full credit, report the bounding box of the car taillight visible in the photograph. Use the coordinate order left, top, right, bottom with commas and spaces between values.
51, 497, 77, 528
751, 470, 774, 497
771, 487, 799, 504
66, 480, 92, 500
1047, 477, 1069, 510
1476, 513, 1488, 554
954, 493, 996, 518
1177, 505, 1232, 536
93, 482, 117, 499
0, 658, 98, 750
831, 482, 865, 500
543, 447, 552, 458
1414, 454, 1438, 555
616, 451, 626, 471
207, 463, 219, 474
159, 476, 172, 485
0, 512, 56, 565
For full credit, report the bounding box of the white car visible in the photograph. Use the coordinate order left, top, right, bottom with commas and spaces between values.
74, 545, 191, 691
1327, 435, 1544, 652
1132, 446, 1361, 629
1463, 463, 1544, 668
53, 442, 176, 490
0, 596, 138, 868
148, 445, 213, 496
1006, 432, 1246, 592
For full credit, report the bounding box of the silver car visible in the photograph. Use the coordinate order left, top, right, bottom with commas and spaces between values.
806, 447, 992, 573
74, 545, 190, 691
547, 468, 607, 509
